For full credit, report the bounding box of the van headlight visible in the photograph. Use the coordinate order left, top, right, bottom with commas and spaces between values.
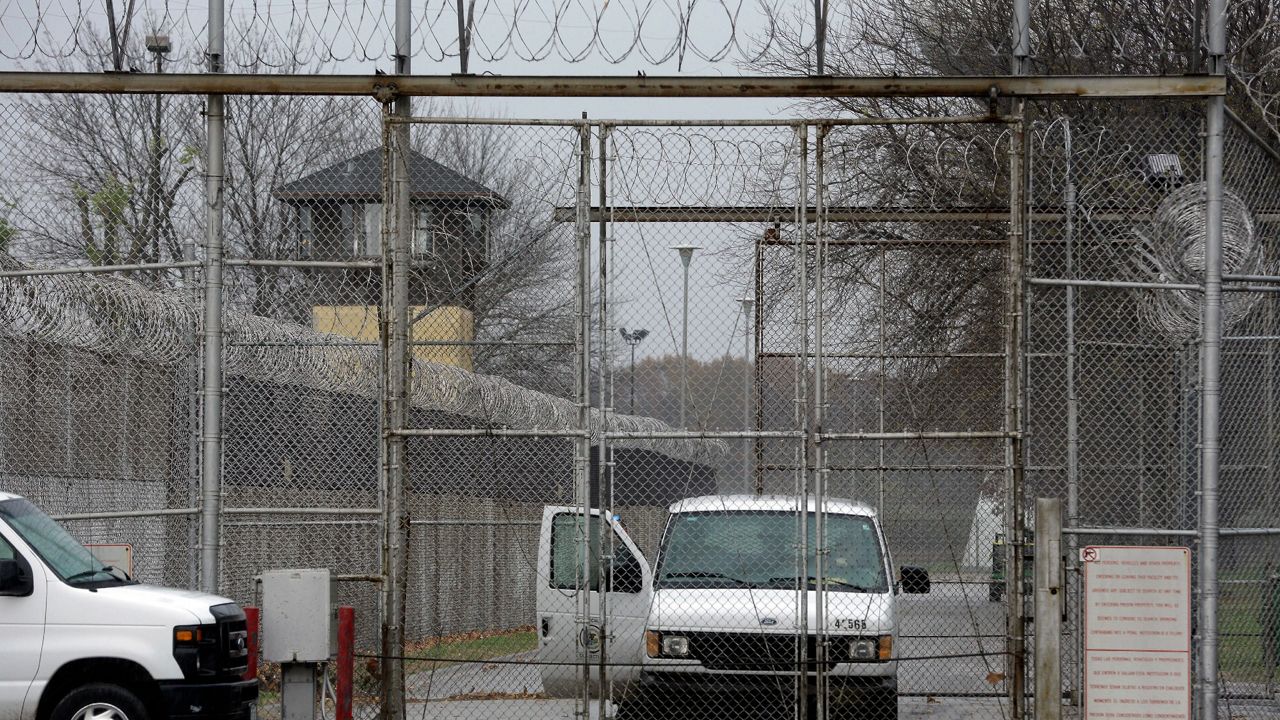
173, 623, 219, 678
645, 630, 691, 658
661, 635, 690, 657
848, 636, 893, 662
849, 638, 877, 661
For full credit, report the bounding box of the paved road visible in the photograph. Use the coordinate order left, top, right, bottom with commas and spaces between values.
394, 582, 1278, 719
398, 696, 1013, 719
896, 581, 1007, 697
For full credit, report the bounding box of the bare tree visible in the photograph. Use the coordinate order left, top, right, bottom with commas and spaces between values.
406, 120, 579, 394
755, 0, 1280, 139
8, 31, 202, 271
216, 62, 375, 317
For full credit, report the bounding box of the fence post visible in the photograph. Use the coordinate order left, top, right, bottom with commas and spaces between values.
812, 123, 829, 720
244, 606, 260, 681
378, 0, 413, 714
1035, 498, 1063, 720
1199, 0, 1227, 710
336, 606, 355, 720
1062, 118, 1083, 705
795, 122, 812, 719
1008, 0, 1031, 715
1266, 573, 1280, 691
595, 122, 614, 720
198, 0, 226, 596
574, 114, 594, 719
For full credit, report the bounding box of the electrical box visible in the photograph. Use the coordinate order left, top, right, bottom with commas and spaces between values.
260, 568, 334, 663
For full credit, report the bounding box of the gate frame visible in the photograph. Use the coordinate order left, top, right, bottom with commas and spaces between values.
580, 112, 1027, 719
0, 71, 1230, 719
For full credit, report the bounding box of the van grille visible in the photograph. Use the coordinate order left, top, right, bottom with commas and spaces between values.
680, 632, 857, 672
211, 603, 250, 677
220, 618, 250, 675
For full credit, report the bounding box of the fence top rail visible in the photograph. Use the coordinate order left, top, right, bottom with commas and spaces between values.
395, 114, 1016, 127
600, 114, 1017, 126
0, 72, 1226, 99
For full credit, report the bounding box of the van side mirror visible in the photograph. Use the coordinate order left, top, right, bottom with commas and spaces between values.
900, 566, 930, 594
610, 551, 644, 595
0, 558, 33, 597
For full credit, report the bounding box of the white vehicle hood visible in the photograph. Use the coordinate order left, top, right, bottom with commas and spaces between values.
647, 588, 895, 635
47, 582, 236, 626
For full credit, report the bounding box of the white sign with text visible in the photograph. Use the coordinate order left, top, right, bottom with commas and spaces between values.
86, 543, 134, 577
1083, 545, 1191, 720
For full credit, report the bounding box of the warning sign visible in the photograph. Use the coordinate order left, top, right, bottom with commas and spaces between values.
1083, 545, 1191, 720
86, 543, 133, 577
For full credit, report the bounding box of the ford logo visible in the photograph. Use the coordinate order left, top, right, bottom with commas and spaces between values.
760, 617, 777, 626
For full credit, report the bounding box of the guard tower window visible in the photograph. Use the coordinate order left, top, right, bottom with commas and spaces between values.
360, 203, 382, 256
414, 206, 435, 256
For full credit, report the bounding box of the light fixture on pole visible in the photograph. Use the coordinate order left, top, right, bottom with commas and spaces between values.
671, 243, 701, 428
145, 35, 171, 269
619, 327, 648, 415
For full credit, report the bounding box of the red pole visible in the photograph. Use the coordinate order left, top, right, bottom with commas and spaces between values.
243, 606, 260, 681
336, 606, 355, 720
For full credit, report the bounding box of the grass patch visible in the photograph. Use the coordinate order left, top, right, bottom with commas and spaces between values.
406, 626, 538, 664
1218, 583, 1278, 684
347, 627, 538, 697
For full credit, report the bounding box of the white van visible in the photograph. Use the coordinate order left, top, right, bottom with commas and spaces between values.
536, 494, 929, 719
0, 492, 258, 720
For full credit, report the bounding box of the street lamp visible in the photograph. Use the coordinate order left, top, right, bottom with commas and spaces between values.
738, 296, 755, 486
145, 35, 171, 269
619, 328, 649, 414
671, 243, 700, 428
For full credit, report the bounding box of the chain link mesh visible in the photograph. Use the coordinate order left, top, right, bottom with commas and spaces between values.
1025, 99, 1280, 715
2, 91, 1279, 720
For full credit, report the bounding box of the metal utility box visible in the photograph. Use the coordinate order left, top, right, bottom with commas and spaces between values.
260, 568, 334, 663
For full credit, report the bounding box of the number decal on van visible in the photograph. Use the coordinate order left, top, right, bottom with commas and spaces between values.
832, 618, 867, 631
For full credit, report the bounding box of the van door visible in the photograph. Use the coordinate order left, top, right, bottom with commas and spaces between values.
0, 528, 46, 720
536, 506, 652, 700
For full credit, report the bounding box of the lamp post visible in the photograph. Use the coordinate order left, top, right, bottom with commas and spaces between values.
619, 328, 648, 414
145, 35, 171, 269
738, 296, 754, 483
672, 243, 700, 428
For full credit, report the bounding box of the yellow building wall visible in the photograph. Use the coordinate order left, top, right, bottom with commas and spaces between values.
311, 305, 474, 371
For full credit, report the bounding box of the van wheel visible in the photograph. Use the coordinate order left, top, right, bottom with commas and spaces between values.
51, 683, 150, 720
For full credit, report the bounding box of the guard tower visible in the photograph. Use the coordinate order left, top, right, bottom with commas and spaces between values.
274, 148, 509, 369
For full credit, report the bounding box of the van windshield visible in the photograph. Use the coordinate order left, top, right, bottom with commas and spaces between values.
0, 498, 130, 586
655, 511, 887, 592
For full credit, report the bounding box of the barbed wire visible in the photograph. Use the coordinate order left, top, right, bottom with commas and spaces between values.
0, 253, 726, 462
1132, 182, 1269, 342
605, 122, 1011, 210
0, 0, 784, 69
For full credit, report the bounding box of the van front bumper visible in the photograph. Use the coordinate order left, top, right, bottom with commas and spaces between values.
157, 678, 258, 720
639, 669, 896, 697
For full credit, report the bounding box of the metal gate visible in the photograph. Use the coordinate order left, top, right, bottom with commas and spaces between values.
382, 113, 1024, 719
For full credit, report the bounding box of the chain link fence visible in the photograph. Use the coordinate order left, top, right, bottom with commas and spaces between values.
2, 90, 1279, 720
1024, 99, 1280, 716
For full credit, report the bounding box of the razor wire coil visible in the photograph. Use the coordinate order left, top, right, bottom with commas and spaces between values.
0, 252, 725, 462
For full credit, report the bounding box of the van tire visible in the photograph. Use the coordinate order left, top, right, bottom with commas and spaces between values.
50, 683, 150, 720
